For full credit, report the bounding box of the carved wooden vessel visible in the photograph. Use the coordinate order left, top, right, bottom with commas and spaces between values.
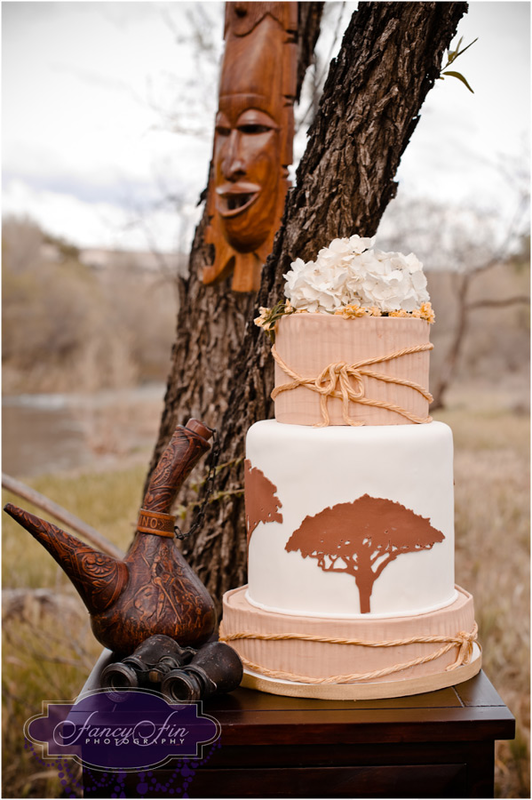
4, 420, 216, 655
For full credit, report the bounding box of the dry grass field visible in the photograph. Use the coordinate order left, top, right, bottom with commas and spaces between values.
2, 463, 148, 798
2, 380, 529, 798
434, 382, 530, 798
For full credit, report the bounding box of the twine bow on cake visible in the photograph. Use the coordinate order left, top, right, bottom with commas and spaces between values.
447, 624, 478, 671
271, 342, 434, 426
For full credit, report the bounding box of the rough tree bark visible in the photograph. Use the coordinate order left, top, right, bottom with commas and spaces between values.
147, 2, 467, 616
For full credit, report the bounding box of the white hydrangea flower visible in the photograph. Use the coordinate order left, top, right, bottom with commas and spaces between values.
284, 235, 430, 314
349, 234, 375, 254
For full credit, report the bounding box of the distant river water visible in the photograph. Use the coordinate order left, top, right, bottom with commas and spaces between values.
2, 385, 165, 478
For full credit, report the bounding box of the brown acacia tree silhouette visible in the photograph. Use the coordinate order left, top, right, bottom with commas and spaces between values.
285, 494, 444, 613
244, 460, 283, 542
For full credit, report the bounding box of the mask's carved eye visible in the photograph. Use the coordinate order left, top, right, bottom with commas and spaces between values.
238, 124, 273, 135
215, 112, 231, 137
215, 124, 231, 137
236, 109, 278, 136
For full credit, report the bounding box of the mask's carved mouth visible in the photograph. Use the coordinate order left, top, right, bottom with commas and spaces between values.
216, 183, 260, 218
226, 193, 254, 211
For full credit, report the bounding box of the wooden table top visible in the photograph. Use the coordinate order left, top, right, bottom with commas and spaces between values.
202, 671, 515, 746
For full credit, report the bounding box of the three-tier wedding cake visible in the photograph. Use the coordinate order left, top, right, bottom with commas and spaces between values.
221, 235, 481, 699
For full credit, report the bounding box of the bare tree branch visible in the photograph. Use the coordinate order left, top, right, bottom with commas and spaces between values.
466, 296, 530, 311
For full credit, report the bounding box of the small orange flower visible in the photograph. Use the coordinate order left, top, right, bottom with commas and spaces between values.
420, 302, 435, 323
335, 304, 363, 318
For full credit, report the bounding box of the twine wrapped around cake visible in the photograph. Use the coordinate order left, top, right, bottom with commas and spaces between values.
272, 341, 434, 427
221, 585, 482, 696
219, 622, 478, 684
272, 314, 433, 426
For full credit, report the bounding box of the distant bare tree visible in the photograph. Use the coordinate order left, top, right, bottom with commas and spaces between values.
377, 179, 530, 410
429, 194, 529, 410
431, 250, 530, 409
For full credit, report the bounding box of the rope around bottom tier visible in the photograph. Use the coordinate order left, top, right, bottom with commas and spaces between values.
218, 623, 479, 685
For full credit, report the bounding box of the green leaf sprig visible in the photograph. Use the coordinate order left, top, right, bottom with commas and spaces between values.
439, 36, 478, 93
254, 300, 295, 343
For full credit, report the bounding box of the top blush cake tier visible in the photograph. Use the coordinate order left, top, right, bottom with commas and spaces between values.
273, 314, 432, 426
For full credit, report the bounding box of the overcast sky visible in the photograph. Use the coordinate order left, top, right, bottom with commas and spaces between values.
2, 1, 530, 252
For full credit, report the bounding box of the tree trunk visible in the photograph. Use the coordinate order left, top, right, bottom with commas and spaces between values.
148, 2, 467, 617
145, 2, 324, 478
357, 583, 372, 615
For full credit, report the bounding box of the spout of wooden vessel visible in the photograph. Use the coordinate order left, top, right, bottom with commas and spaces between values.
3, 503, 128, 615
141, 419, 214, 514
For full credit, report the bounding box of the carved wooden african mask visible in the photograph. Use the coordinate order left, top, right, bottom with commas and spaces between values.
202, 2, 298, 293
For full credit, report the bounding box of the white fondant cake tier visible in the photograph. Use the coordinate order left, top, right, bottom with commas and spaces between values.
245, 419, 455, 617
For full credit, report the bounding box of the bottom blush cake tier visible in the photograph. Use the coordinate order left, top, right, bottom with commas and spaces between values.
221, 585, 481, 700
